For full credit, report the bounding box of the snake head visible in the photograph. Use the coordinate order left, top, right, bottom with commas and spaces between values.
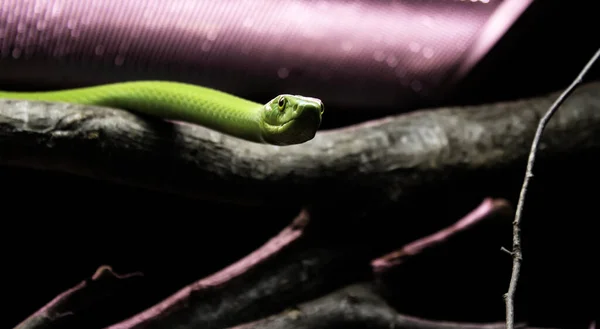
260, 94, 324, 145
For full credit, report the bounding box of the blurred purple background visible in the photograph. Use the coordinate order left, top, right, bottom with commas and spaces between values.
1, 0, 532, 115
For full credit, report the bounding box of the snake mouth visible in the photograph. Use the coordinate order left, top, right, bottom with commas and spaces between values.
278, 118, 296, 131
285, 110, 321, 140
262, 106, 322, 145
265, 113, 314, 132
262, 119, 293, 132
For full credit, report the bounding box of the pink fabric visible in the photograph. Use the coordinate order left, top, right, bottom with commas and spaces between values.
0, 0, 532, 111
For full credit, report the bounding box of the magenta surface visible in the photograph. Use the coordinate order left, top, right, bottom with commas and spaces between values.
0, 0, 532, 111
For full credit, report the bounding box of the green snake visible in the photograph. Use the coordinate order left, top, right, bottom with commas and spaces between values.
0, 80, 324, 146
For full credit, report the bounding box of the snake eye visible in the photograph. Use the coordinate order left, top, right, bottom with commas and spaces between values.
278, 96, 286, 109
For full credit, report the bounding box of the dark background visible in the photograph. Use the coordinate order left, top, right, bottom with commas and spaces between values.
2, 1, 598, 328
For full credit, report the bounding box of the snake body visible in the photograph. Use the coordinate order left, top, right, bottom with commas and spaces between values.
0, 81, 324, 145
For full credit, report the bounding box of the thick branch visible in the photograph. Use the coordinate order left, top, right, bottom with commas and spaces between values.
102, 210, 328, 329
1, 82, 599, 205
228, 283, 556, 329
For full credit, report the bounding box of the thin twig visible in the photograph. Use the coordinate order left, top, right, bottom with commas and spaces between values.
105, 209, 311, 329
372, 198, 512, 272
504, 47, 600, 329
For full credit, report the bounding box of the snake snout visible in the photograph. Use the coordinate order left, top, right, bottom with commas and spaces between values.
298, 102, 323, 118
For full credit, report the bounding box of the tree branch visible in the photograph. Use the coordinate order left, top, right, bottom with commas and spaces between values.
505, 48, 600, 329
228, 283, 557, 329
105, 210, 322, 329
2, 82, 600, 207
14, 266, 144, 329
371, 197, 513, 273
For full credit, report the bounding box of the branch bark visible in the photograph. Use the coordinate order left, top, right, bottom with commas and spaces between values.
229, 283, 556, 329
2, 82, 600, 207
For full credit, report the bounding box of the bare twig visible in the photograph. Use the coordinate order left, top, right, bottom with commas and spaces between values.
14, 266, 144, 329
105, 209, 316, 329
505, 47, 600, 329
372, 198, 512, 273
